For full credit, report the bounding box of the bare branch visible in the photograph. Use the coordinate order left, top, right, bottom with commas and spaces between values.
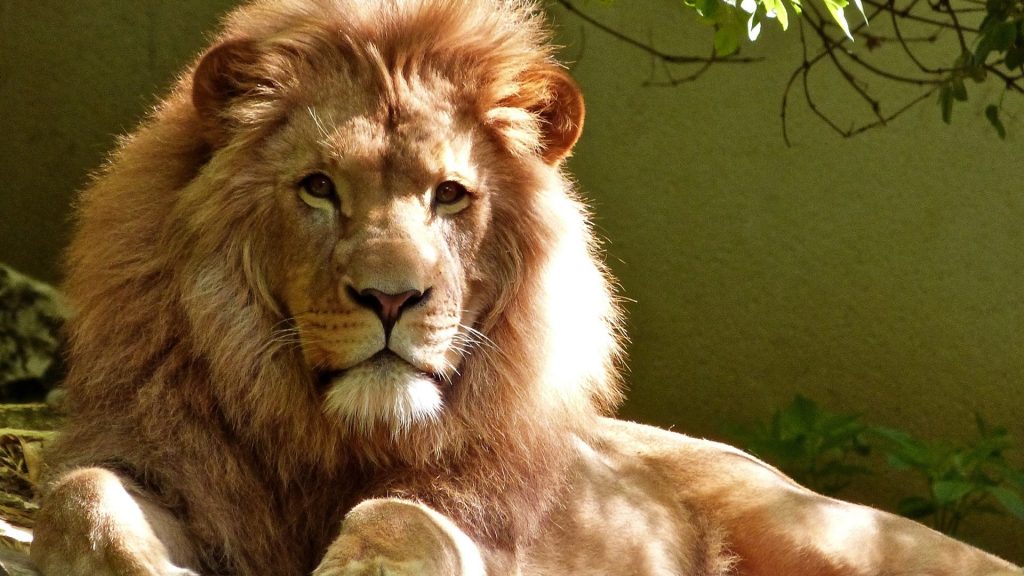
554, 0, 763, 65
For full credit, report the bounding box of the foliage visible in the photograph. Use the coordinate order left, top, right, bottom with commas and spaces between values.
735, 396, 1024, 537
553, 0, 1023, 141
683, 0, 865, 55
874, 415, 1024, 536
731, 394, 872, 495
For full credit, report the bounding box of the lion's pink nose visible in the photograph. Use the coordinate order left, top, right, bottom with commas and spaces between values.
349, 287, 427, 339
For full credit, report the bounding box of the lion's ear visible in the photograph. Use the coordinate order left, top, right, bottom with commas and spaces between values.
191, 39, 269, 146
492, 67, 585, 165
530, 68, 585, 165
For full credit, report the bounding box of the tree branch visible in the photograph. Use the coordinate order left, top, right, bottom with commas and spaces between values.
554, 0, 763, 66
552, 0, 1022, 142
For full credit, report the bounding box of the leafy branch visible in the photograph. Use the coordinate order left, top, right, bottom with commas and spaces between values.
551, 0, 1023, 142
552, 0, 765, 85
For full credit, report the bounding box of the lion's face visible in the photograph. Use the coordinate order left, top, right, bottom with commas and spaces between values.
57, 4, 622, 563
172, 6, 600, 441
257, 74, 496, 431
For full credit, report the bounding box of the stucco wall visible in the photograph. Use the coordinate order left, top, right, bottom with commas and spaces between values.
0, 1, 238, 280
2, 0, 1021, 562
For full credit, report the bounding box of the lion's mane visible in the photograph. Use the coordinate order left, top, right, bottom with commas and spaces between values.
50, 0, 624, 573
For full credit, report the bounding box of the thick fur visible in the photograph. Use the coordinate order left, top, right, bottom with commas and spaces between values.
31, 1, 1022, 575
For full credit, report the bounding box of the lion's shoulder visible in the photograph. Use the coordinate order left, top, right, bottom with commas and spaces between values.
522, 419, 747, 574
520, 419, 813, 574
581, 417, 808, 510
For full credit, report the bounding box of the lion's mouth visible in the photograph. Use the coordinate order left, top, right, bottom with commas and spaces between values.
315, 369, 345, 393
314, 350, 442, 392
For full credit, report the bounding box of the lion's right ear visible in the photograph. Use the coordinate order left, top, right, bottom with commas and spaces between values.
191, 39, 268, 146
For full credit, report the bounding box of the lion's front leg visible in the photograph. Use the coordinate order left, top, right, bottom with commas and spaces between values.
30, 467, 198, 576
313, 498, 487, 576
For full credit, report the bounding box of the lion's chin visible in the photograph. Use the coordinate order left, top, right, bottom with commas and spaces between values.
320, 352, 444, 434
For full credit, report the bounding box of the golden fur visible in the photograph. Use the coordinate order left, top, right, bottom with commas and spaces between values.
37, 1, 620, 573
30, 1, 1022, 575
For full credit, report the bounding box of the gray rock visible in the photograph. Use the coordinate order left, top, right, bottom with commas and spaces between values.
0, 265, 68, 401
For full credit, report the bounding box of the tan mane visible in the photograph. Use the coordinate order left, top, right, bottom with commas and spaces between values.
52, 1, 623, 571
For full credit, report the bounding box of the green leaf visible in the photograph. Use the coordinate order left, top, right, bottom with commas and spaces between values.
988, 486, 1024, 519
985, 105, 1007, 139
990, 21, 1018, 52
873, 426, 933, 468
789, 0, 803, 15
984, 0, 1014, 20
938, 83, 954, 124
714, 24, 742, 56
822, 0, 852, 39
764, 0, 789, 30
747, 4, 765, 41
886, 453, 915, 471
975, 22, 1018, 64
1005, 43, 1024, 70
694, 0, 720, 20
951, 77, 968, 101
933, 480, 976, 505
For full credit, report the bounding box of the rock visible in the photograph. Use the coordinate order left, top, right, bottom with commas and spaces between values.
0, 265, 68, 403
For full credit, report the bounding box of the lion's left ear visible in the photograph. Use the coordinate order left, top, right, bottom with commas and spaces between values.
492, 67, 585, 165
529, 68, 585, 165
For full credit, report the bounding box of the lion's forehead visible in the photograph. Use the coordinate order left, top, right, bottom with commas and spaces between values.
330, 115, 464, 172
295, 67, 464, 158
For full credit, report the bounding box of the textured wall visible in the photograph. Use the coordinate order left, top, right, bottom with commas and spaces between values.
0, 1, 237, 280
1, 0, 1021, 562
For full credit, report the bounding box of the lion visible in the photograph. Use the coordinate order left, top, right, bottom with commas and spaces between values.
29, 1, 1021, 575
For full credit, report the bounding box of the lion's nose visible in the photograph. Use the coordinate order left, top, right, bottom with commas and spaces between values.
347, 286, 427, 340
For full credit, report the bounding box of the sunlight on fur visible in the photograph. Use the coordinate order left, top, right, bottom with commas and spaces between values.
323, 356, 444, 435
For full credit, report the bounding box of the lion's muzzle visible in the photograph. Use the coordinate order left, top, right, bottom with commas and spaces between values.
347, 286, 431, 341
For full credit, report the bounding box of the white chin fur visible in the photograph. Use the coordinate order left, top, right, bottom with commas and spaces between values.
322, 359, 443, 434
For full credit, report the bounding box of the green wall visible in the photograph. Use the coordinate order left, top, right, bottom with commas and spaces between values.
0, 1, 237, 280
2, 0, 1021, 562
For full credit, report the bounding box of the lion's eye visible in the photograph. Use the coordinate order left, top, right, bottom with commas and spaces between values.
434, 181, 469, 206
298, 173, 337, 211
300, 173, 336, 199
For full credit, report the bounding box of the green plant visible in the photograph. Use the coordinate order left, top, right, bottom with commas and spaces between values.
734, 396, 1024, 538
874, 415, 1024, 536
731, 394, 872, 495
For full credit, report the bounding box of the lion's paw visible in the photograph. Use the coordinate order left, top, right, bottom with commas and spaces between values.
31, 468, 200, 576
314, 499, 485, 576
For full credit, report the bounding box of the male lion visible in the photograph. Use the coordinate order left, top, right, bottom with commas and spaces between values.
31, 1, 1022, 575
